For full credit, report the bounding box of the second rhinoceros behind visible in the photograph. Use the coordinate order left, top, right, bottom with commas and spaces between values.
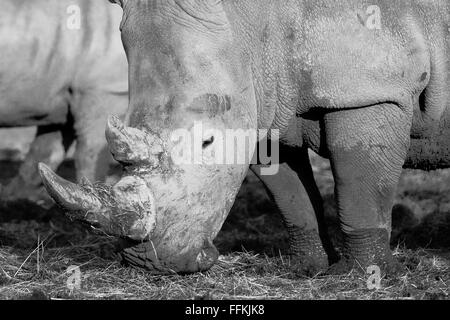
0, 0, 128, 201
40, 0, 450, 274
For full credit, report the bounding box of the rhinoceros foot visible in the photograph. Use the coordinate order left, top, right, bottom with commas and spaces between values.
326, 228, 406, 277
326, 256, 405, 278
285, 228, 329, 276
289, 255, 329, 277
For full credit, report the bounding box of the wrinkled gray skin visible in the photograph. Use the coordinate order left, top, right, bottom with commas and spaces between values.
0, 0, 127, 201
40, 0, 450, 274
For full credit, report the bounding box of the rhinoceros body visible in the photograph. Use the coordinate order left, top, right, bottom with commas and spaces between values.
40, 0, 450, 274
0, 0, 127, 200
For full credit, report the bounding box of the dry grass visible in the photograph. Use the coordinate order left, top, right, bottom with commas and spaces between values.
1, 156, 450, 300
0, 238, 449, 300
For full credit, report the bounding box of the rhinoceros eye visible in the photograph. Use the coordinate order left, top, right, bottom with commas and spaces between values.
108, 0, 122, 7
202, 136, 215, 149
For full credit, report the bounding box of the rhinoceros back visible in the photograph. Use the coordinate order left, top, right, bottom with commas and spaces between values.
0, 0, 127, 127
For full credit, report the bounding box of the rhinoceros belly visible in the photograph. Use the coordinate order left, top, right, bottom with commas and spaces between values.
0, 80, 71, 127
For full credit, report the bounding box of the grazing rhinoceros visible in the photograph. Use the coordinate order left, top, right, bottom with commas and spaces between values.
0, 0, 127, 201
39, 0, 450, 275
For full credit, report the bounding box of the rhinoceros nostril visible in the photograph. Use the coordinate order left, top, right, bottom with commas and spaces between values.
196, 240, 219, 271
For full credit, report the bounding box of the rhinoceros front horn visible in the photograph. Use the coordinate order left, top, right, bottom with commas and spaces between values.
38, 163, 103, 212
38, 163, 157, 241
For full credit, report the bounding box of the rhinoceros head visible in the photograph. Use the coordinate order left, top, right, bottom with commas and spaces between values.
39, 0, 259, 273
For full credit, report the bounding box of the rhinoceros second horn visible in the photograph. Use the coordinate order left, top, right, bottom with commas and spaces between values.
106, 115, 162, 168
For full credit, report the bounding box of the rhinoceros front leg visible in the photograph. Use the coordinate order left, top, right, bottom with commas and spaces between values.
324, 103, 411, 275
71, 91, 127, 182
251, 147, 335, 275
1, 125, 67, 202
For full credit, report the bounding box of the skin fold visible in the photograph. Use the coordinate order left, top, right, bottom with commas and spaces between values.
40, 0, 450, 274
0, 0, 128, 201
